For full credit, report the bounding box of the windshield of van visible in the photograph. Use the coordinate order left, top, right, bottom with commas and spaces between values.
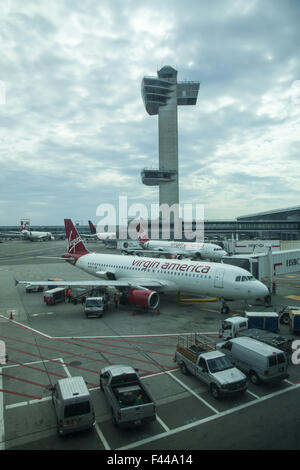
86, 299, 102, 307
207, 356, 233, 373
64, 401, 91, 418
222, 322, 232, 330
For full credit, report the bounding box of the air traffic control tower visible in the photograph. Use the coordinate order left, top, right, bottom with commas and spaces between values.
141, 66, 200, 208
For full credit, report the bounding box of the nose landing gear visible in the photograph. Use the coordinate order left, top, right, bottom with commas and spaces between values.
220, 302, 230, 315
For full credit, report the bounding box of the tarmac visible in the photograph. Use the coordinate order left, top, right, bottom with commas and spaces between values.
0, 239, 300, 451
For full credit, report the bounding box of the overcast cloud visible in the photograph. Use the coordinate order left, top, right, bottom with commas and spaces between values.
0, 0, 300, 225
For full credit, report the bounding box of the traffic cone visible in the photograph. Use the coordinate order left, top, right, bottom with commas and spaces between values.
9, 311, 13, 320
156, 309, 160, 315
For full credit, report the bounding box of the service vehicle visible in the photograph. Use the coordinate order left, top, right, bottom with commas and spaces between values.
84, 296, 105, 318
216, 336, 289, 385
51, 376, 95, 435
25, 284, 45, 293
278, 306, 300, 325
99, 364, 156, 427
220, 316, 293, 355
44, 287, 66, 305
174, 334, 247, 399
289, 309, 300, 334
245, 311, 279, 331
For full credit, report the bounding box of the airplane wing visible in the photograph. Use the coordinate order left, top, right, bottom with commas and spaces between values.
0, 232, 23, 238
123, 248, 191, 257
15, 278, 168, 290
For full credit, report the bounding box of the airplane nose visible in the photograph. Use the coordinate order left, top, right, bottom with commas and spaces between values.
257, 282, 269, 299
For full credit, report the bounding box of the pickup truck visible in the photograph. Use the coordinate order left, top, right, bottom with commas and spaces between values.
174, 334, 247, 399
99, 365, 156, 427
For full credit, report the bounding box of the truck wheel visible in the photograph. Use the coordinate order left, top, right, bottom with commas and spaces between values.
221, 305, 229, 315
210, 383, 220, 399
180, 362, 188, 375
249, 371, 260, 385
280, 313, 289, 325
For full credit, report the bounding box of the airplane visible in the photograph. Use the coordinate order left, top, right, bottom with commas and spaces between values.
1, 221, 55, 241
15, 219, 270, 314
81, 220, 116, 241
122, 223, 228, 261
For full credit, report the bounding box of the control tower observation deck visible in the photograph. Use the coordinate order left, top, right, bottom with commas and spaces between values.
141, 66, 200, 208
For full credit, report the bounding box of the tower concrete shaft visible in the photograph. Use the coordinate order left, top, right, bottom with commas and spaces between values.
141, 65, 200, 210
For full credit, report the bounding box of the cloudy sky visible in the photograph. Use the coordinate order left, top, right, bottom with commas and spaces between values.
1, 0, 300, 226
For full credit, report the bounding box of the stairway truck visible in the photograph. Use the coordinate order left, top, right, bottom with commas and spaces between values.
174, 334, 247, 399
99, 365, 156, 427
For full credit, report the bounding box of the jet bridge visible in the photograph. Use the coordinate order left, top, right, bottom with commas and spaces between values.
222, 249, 300, 290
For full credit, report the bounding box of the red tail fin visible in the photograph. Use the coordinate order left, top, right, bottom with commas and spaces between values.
136, 222, 149, 245
21, 220, 28, 231
88, 220, 96, 234
64, 219, 90, 256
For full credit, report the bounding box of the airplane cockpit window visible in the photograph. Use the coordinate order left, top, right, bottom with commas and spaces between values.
242, 276, 248, 281
235, 276, 241, 282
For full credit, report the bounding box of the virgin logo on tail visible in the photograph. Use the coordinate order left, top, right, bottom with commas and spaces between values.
67, 231, 83, 254
64, 219, 89, 256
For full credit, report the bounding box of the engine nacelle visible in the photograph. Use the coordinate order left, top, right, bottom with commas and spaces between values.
126, 289, 159, 310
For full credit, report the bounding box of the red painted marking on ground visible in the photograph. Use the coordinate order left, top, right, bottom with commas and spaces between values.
7, 360, 67, 379
72, 338, 174, 357
1, 334, 172, 372
0, 388, 42, 400
0, 371, 49, 389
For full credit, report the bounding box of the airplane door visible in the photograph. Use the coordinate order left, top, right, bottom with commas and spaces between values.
214, 269, 225, 288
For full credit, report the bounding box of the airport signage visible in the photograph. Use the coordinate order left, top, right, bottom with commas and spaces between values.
286, 257, 300, 267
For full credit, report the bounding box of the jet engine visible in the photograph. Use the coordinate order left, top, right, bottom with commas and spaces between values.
124, 289, 160, 310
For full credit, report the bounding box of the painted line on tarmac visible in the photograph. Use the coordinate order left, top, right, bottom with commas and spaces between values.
6, 397, 51, 410
0, 368, 4, 450
53, 332, 219, 339
156, 415, 170, 432
118, 382, 300, 451
246, 389, 260, 399
0, 315, 52, 339
166, 371, 219, 414
94, 423, 111, 450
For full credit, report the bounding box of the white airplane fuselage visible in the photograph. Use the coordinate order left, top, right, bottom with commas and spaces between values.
22, 230, 54, 241
141, 240, 227, 261
74, 252, 268, 302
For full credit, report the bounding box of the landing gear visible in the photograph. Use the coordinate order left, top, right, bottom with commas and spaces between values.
221, 302, 230, 315
265, 294, 272, 306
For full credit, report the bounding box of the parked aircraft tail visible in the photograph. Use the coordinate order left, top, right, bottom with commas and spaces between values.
136, 222, 149, 245
64, 219, 90, 257
88, 220, 97, 235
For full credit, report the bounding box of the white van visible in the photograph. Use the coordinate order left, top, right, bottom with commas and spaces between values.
216, 337, 288, 385
51, 376, 95, 435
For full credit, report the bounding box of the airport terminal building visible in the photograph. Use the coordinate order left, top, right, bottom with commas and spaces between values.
2, 205, 299, 242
